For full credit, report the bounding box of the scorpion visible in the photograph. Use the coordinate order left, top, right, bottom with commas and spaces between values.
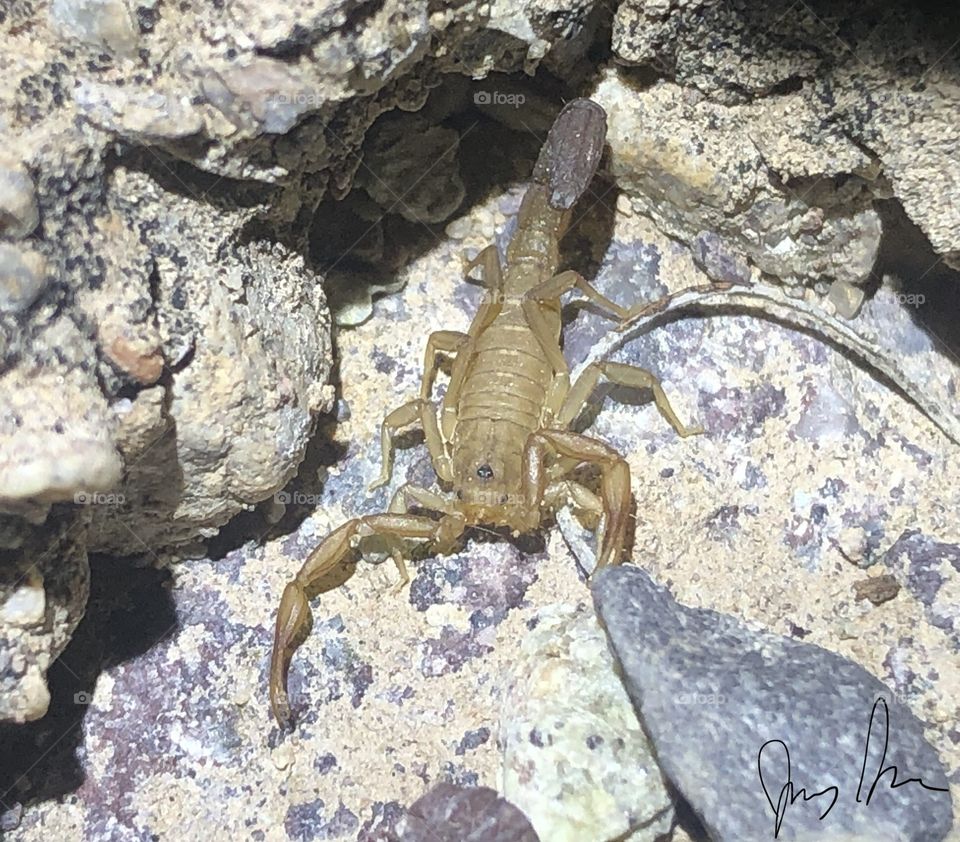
269, 98, 703, 728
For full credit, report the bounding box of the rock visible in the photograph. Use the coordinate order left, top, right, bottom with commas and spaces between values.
0, 513, 90, 723
499, 604, 674, 841
0, 245, 47, 314
828, 278, 866, 319
852, 574, 900, 607
591, 565, 953, 842
48, 0, 139, 55
610, 1, 960, 272
358, 114, 465, 224
0, 160, 39, 239
395, 784, 540, 842
594, 70, 882, 290
882, 531, 960, 647
0, 361, 123, 505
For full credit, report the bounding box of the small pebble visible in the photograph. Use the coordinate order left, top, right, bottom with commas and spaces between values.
0, 160, 39, 239
0, 244, 48, 313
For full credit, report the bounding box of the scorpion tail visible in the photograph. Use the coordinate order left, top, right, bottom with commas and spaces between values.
532, 98, 607, 211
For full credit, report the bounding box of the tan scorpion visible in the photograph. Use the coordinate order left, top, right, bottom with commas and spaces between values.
269, 98, 703, 728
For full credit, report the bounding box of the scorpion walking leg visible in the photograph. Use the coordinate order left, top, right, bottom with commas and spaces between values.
556, 360, 704, 436
524, 429, 631, 570
527, 269, 634, 321
270, 511, 465, 727
420, 330, 469, 402
385, 484, 463, 586
544, 478, 604, 532
368, 399, 451, 491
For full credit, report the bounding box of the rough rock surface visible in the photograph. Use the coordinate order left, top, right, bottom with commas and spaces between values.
0, 0, 957, 836
592, 564, 952, 841
0, 512, 90, 723
4, 156, 956, 838
612, 0, 960, 271
388, 784, 540, 842
500, 604, 673, 841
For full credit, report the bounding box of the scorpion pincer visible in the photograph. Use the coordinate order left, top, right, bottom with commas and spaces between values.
269, 98, 703, 728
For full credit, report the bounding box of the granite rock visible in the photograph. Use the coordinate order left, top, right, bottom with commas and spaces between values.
591, 565, 953, 842
500, 603, 674, 841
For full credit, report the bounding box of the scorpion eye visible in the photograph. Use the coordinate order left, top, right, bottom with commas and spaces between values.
476, 464, 494, 480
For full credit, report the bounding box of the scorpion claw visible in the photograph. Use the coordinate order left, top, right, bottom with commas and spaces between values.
270, 580, 312, 728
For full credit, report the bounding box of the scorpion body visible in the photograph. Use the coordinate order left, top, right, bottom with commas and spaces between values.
269, 99, 701, 728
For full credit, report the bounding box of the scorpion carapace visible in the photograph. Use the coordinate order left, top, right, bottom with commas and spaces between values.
269, 98, 703, 728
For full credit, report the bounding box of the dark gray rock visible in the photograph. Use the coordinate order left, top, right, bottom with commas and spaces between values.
591, 565, 953, 842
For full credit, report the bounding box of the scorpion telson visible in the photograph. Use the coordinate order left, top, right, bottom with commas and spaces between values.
269, 98, 703, 728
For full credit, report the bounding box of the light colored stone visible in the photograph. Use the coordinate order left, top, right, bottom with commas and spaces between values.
0, 245, 47, 314
0, 577, 46, 628
500, 604, 674, 842
0, 160, 39, 239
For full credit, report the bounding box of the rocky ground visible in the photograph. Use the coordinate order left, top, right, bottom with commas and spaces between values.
1, 0, 958, 840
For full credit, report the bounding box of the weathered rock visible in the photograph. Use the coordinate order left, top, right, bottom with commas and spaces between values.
395, 784, 540, 842
611, 0, 960, 271
358, 114, 465, 224
0, 160, 39, 239
0, 512, 90, 723
591, 565, 953, 842
499, 604, 674, 841
594, 70, 882, 290
48, 0, 140, 55
882, 531, 960, 648
0, 244, 47, 314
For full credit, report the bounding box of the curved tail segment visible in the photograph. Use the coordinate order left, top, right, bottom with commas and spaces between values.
531, 98, 608, 211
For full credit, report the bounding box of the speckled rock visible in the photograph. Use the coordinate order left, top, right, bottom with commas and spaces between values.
499, 603, 673, 841
81, 164, 335, 553
882, 531, 960, 648
611, 0, 960, 271
0, 512, 90, 723
593, 70, 881, 289
0, 159, 40, 239
592, 565, 953, 842
394, 784, 540, 841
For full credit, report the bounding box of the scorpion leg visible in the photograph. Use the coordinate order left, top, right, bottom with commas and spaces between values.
385, 484, 462, 586
557, 360, 704, 436
368, 399, 451, 491
270, 511, 466, 728
544, 478, 604, 532
521, 297, 570, 410
527, 269, 633, 321
420, 330, 469, 402
524, 429, 631, 570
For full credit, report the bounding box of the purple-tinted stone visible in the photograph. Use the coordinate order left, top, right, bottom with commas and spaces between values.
396, 783, 539, 842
